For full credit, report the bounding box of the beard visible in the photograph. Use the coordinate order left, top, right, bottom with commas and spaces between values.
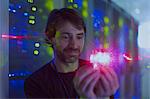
56, 48, 81, 63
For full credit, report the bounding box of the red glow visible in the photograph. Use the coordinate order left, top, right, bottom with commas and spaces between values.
123, 54, 132, 61
1, 34, 30, 39
135, 56, 143, 61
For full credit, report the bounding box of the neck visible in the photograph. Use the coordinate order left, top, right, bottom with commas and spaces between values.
53, 57, 79, 73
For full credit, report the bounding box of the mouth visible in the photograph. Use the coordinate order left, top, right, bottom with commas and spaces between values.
68, 52, 79, 56
64, 50, 80, 56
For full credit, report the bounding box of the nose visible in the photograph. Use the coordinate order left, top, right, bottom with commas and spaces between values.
68, 38, 78, 49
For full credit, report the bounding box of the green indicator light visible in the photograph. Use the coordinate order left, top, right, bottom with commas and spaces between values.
47, 47, 53, 57
45, 0, 54, 11
29, 16, 35, 19
31, 6, 37, 12
104, 26, 109, 36
34, 50, 39, 55
118, 17, 124, 27
73, 3, 78, 8
27, 0, 34, 3
104, 16, 109, 24
68, 0, 74, 3
82, 10, 88, 18
34, 42, 40, 48
29, 20, 35, 24
67, 5, 73, 9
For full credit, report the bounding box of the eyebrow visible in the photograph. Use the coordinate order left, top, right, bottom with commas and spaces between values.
61, 32, 84, 35
77, 33, 84, 36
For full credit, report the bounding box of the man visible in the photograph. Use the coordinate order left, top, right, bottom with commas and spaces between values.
24, 8, 119, 98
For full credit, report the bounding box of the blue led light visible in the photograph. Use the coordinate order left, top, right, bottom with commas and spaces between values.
11, 74, 15, 77
13, 27, 16, 29
24, 12, 28, 16
9, 71, 32, 77
20, 73, 24, 76
12, 9, 16, 13
18, 5, 22, 9
9, 74, 12, 77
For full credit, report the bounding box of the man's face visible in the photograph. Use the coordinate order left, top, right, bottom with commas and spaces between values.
52, 22, 85, 63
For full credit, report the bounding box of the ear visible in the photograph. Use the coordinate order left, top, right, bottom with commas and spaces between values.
45, 32, 56, 45
50, 37, 56, 45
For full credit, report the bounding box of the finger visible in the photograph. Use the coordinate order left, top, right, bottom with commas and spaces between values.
74, 66, 96, 89
107, 67, 119, 89
106, 67, 119, 93
74, 70, 99, 98
85, 71, 100, 98
102, 68, 114, 90
76, 65, 93, 77
94, 78, 105, 97
74, 68, 95, 89
81, 70, 99, 92
101, 67, 119, 95
100, 67, 111, 95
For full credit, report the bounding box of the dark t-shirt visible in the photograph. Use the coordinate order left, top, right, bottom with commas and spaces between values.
24, 59, 114, 98
24, 59, 90, 98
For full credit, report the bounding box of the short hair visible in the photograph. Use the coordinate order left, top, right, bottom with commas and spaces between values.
45, 8, 86, 41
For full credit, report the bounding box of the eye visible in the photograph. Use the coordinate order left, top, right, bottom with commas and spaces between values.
61, 35, 69, 40
77, 35, 84, 39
